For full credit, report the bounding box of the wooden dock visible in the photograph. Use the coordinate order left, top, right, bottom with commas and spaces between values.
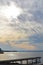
0, 57, 41, 65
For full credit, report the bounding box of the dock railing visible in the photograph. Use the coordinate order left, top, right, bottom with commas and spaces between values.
0, 57, 41, 65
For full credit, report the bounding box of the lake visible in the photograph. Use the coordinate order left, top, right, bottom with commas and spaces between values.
0, 52, 43, 63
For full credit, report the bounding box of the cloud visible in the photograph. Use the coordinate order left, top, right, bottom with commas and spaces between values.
9, 42, 36, 50
0, 0, 43, 50
15, 43, 35, 50
0, 0, 10, 5
11, 0, 43, 35
14, 0, 43, 24
29, 33, 43, 44
0, 0, 23, 42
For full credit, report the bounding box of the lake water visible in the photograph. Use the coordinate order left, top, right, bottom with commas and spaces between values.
0, 52, 43, 63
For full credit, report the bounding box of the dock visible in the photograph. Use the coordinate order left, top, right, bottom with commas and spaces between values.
0, 57, 41, 65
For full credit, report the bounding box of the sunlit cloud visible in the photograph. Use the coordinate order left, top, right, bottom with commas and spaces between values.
0, 1, 22, 19
0, 0, 43, 50
0, 1, 23, 42
9, 42, 36, 50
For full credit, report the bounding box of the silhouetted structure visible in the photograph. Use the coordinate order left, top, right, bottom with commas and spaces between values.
0, 48, 3, 54
0, 57, 41, 65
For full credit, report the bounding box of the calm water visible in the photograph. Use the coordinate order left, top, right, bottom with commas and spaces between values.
0, 52, 43, 63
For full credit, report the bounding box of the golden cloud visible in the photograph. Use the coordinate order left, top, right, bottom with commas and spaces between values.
10, 42, 36, 50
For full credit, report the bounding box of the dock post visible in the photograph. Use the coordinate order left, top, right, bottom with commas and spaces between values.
38, 58, 41, 63
27, 60, 28, 65
20, 60, 22, 64
32, 59, 33, 64
36, 58, 37, 64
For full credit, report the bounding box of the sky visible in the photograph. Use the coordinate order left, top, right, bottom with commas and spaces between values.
0, 0, 43, 51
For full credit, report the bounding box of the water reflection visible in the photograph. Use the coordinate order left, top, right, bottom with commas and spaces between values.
0, 52, 43, 63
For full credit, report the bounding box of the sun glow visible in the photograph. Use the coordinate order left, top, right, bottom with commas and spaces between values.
0, 1, 23, 42
0, 2, 22, 19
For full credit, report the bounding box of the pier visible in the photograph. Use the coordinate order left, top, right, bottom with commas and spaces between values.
0, 57, 41, 65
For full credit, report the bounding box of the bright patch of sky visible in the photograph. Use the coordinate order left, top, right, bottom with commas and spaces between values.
0, 0, 43, 51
